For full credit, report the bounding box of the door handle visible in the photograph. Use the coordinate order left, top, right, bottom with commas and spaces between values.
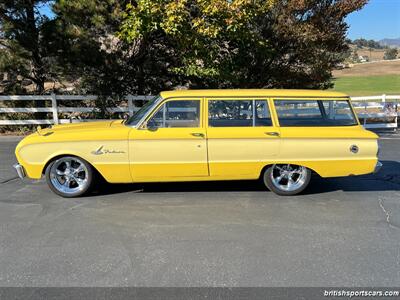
265, 131, 280, 137
191, 132, 205, 138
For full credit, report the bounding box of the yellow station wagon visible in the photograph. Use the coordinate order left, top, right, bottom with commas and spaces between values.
14, 89, 381, 197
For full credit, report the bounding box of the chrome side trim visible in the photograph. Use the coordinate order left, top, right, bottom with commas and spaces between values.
13, 163, 26, 179
374, 161, 382, 174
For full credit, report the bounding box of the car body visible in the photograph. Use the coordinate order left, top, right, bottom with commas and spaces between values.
14, 89, 381, 197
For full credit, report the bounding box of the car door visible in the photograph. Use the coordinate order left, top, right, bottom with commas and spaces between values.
206, 98, 281, 178
129, 98, 209, 180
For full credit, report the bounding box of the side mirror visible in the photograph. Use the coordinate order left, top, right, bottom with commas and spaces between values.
144, 120, 158, 132
148, 124, 158, 132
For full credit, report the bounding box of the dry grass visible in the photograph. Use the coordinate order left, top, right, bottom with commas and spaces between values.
357, 49, 386, 61
333, 60, 400, 77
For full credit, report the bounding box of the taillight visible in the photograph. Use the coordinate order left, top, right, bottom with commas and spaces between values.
377, 140, 380, 157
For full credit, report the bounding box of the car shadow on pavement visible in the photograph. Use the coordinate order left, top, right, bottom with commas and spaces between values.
91, 160, 400, 196
304, 160, 400, 195
92, 179, 266, 196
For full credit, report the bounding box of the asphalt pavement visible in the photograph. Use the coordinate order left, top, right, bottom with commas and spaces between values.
0, 134, 399, 287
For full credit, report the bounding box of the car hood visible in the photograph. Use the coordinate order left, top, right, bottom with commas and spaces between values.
38, 120, 124, 135
16, 120, 129, 152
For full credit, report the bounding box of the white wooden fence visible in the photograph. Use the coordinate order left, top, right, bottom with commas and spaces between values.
350, 95, 399, 129
0, 95, 152, 125
0, 94, 398, 129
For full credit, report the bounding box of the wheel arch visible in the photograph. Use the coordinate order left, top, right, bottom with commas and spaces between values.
42, 154, 105, 181
259, 163, 320, 179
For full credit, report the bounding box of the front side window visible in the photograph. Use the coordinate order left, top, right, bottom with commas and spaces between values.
126, 96, 161, 126
208, 100, 272, 127
147, 100, 200, 128
274, 100, 357, 126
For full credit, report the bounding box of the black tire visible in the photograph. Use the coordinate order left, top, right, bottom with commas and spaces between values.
45, 156, 96, 198
262, 164, 311, 196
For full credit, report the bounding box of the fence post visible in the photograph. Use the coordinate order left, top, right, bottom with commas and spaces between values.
382, 94, 386, 103
51, 93, 59, 125
127, 95, 134, 117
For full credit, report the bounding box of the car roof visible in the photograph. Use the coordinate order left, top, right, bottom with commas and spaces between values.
160, 89, 349, 99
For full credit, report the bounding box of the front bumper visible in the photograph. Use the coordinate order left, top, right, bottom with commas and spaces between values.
374, 161, 382, 174
13, 163, 26, 179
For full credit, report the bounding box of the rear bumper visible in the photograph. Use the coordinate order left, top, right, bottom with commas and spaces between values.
374, 161, 382, 174
13, 163, 26, 179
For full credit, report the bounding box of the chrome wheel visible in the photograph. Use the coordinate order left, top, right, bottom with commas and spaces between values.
270, 164, 308, 192
49, 157, 89, 195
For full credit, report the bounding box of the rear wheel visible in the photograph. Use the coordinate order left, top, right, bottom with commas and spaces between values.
263, 164, 311, 196
45, 156, 95, 198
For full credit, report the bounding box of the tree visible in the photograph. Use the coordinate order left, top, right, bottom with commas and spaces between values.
0, 0, 56, 94
0, 0, 60, 122
119, 0, 368, 90
352, 38, 383, 49
1, 0, 370, 98
52, 0, 181, 99
384, 48, 398, 60
351, 50, 359, 63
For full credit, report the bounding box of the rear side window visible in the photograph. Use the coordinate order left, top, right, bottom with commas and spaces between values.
208, 100, 272, 127
274, 100, 357, 126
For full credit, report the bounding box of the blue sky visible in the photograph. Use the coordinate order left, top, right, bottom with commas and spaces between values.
346, 0, 400, 40
39, 4, 53, 18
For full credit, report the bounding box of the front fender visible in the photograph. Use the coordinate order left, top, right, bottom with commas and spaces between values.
16, 139, 132, 183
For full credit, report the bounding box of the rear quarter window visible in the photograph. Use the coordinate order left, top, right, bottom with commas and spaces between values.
274, 100, 357, 127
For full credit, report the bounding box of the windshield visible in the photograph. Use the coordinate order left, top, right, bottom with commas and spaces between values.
126, 96, 161, 126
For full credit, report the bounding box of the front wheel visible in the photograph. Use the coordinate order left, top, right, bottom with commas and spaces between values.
45, 156, 95, 198
263, 164, 311, 196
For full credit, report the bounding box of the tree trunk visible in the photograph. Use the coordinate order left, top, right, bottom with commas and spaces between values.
26, 0, 47, 120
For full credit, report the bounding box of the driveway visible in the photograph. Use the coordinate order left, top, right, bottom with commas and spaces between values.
0, 135, 399, 287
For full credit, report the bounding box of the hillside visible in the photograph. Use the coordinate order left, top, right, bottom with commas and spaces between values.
380, 38, 400, 48
332, 60, 400, 77
356, 49, 386, 61
332, 60, 400, 96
